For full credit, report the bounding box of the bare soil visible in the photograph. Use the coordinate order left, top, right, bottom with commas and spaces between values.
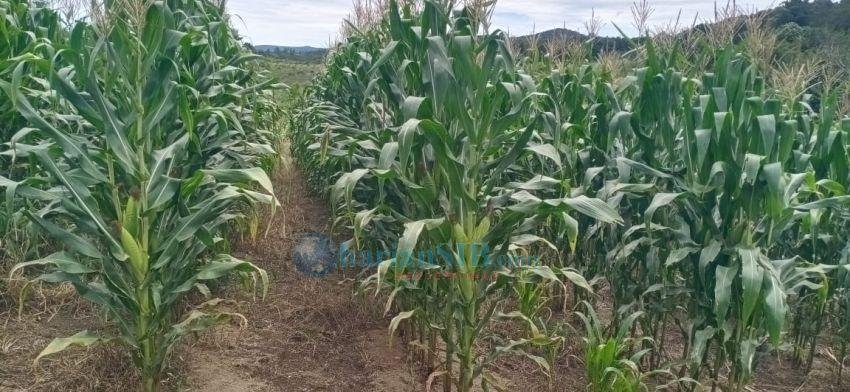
0, 283, 141, 391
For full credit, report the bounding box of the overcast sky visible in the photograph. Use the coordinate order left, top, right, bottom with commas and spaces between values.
227, 0, 777, 47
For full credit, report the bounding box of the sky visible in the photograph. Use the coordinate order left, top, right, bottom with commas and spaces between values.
226, 0, 778, 47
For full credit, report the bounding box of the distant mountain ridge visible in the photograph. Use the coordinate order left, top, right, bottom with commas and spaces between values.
252, 45, 328, 61
519, 28, 585, 42
515, 28, 633, 54
254, 45, 327, 55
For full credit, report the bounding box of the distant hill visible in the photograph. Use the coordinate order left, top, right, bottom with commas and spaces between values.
515, 28, 633, 54
519, 28, 585, 43
251, 45, 328, 61
254, 45, 327, 55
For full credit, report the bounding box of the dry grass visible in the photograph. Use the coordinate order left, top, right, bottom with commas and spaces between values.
0, 289, 152, 391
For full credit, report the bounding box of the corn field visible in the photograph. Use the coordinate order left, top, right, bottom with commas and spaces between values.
1, 0, 280, 390
3, 0, 850, 390
291, 1, 850, 391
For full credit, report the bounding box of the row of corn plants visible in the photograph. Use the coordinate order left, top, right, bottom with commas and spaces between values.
0, 0, 281, 390
292, 0, 850, 390
296, 2, 622, 391
0, 0, 63, 266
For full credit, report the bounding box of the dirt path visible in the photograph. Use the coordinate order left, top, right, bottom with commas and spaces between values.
182, 154, 419, 392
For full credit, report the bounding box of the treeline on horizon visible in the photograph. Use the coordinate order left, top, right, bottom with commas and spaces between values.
244, 44, 327, 61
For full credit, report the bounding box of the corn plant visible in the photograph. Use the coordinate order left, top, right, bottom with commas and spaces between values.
1, 0, 278, 390
578, 303, 652, 392
792, 194, 850, 386
0, 0, 65, 262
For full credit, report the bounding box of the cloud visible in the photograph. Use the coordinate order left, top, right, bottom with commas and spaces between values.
491, 0, 777, 37
227, 0, 351, 47
227, 0, 778, 46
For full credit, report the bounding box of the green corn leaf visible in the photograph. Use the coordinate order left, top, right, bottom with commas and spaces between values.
525, 143, 562, 168
737, 247, 763, 325
763, 275, 787, 346
201, 167, 276, 197
25, 211, 104, 260
714, 263, 736, 334
561, 195, 623, 224
645, 193, 683, 226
